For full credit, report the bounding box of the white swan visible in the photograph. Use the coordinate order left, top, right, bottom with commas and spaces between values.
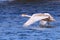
21, 13, 55, 27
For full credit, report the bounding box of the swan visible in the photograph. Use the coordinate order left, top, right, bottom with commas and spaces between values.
21, 13, 55, 27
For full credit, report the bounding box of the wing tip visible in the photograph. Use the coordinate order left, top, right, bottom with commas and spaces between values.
23, 24, 29, 27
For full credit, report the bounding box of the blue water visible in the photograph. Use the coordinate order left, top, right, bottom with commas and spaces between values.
0, 1, 60, 40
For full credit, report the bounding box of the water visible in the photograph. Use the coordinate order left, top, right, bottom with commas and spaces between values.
0, 1, 60, 40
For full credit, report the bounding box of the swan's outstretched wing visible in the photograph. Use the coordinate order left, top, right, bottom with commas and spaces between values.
23, 14, 48, 27
40, 20, 47, 26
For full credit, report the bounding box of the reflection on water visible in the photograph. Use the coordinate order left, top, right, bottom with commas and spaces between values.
0, 1, 60, 40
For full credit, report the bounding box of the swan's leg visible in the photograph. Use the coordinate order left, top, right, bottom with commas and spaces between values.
47, 22, 51, 27
47, 22, 50, 26
39, 20, 47, 28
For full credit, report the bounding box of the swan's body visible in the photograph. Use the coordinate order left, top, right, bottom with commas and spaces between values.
21, 13, 55, 27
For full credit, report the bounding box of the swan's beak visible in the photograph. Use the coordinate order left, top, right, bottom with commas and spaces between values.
21, 14, 26, 17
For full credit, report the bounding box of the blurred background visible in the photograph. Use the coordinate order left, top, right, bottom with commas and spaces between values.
0, 0, 60, 3
0, 0, 60, 40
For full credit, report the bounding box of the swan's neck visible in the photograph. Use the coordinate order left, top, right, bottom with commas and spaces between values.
21, 14, 31, 17
24, 15, 31, 17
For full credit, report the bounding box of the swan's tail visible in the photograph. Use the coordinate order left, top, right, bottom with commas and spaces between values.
21, 14, 31, 17
44, 13, 56, 21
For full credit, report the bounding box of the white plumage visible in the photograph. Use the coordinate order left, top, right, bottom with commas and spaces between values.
21, 13, 55, 27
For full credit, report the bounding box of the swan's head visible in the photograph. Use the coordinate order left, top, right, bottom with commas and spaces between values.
21, 14, 27, 17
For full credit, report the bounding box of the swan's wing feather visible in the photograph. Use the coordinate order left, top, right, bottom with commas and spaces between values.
40, 20, 47, 25
23, 15, 48, 27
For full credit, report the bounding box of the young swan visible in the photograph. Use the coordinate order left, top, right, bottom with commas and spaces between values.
21, 13, 55, 27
